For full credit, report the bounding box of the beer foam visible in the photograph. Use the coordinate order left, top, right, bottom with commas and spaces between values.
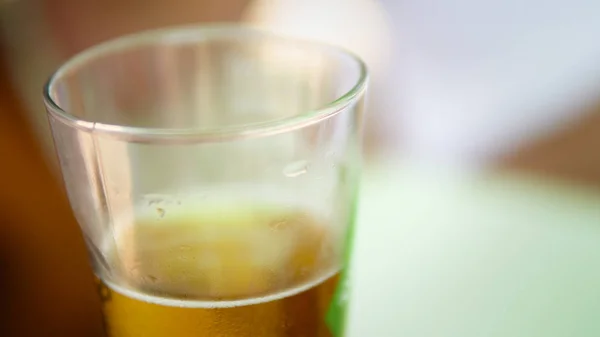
103, 267, 339, 309
103, 186, 334, 254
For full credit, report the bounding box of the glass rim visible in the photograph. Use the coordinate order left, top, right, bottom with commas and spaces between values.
43, 24, 368, 143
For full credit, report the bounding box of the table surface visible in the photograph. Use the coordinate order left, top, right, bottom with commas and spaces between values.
349, 160, 600, 337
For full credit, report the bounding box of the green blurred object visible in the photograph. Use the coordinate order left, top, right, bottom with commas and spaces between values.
349, 160, 600, 337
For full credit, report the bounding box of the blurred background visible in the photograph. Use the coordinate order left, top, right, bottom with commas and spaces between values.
0, 0, 599, 336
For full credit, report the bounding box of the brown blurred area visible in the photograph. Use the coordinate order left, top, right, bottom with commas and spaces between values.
499, 106, 600, 189
42, 0, 249, 55
0, 49, 103, 336
0, 1, 599, 337
0, 1, 248, 336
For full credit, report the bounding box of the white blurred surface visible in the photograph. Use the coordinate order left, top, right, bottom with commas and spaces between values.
244, 0, 600, 164
242, 0, 396, 149
348, 159, 600, 336
243, 0, 392, 75
379, 0, 600, 164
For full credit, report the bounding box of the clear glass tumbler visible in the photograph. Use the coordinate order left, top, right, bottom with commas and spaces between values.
43, 25, 367, 337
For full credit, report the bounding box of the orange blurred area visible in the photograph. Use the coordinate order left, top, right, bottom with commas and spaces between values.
0, 52, 103, 336
0, 2, 248, 336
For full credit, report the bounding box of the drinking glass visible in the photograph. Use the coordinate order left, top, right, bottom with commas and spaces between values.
43, 25, 367, 337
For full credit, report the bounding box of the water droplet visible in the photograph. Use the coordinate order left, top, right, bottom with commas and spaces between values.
269, 220, 287, 230
148, 198, 161, 206
283, 160, 309, 178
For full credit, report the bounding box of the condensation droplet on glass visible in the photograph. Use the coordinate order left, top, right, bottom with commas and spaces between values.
127, 267, 140, 277
148, 198, 161, 206
283, 160, 309, 178
269, 220, 287, 230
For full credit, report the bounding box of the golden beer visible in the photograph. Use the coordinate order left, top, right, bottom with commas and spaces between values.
97, 204, 341, 337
